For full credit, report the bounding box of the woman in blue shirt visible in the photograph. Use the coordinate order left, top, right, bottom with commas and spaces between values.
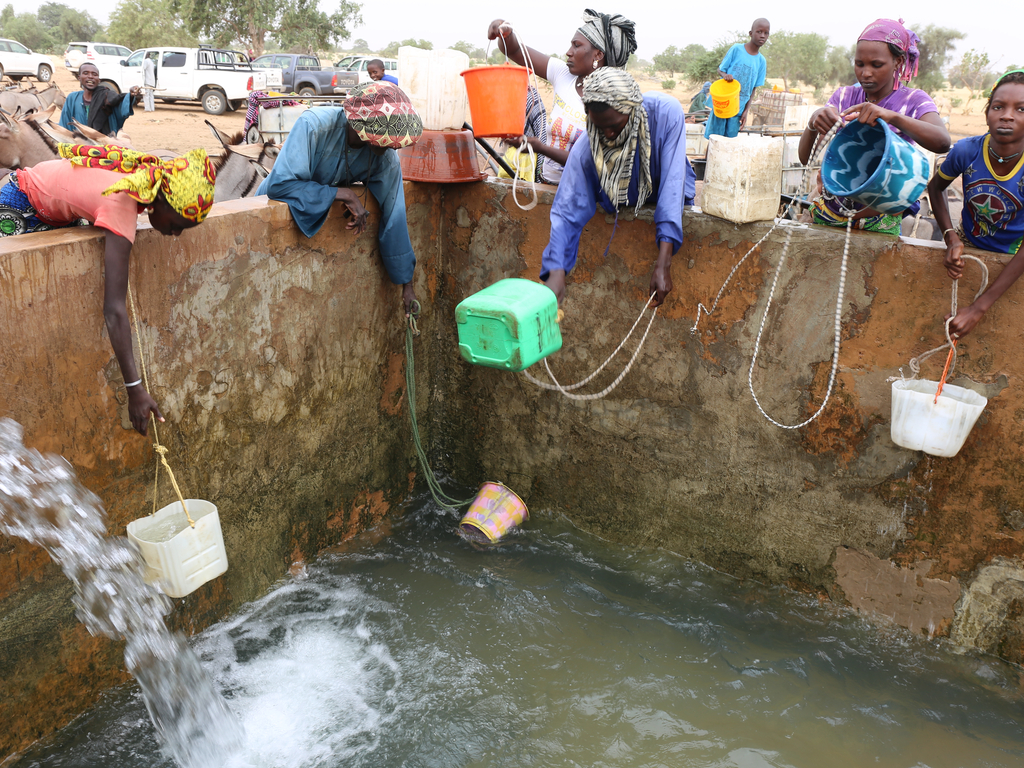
541, 68, 696, 308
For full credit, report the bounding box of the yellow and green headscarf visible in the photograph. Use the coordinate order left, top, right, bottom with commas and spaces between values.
57, 144, 217, 224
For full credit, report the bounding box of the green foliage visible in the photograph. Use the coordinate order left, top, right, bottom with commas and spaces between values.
0, 4, 13, 27
653, 43, 707, 78
450, 40, 485, 60
686, 40, 735, 85
824, 45, 854, 86
1, 12, 56, 52
380, 38, 432, 58
173, 0, 361, 57
913, 25, 964, 95
766, 31, 830, 90
950, 48, 992, 109
107, 0, 198, 49
661, 79, 676, 90
349, 38, 371, 54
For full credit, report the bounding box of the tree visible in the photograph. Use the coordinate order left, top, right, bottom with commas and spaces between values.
380, 38, 432, 58
350, 38, 371, 54
914, 25, 965, 95
949, 48, 992, 110
824, 44, 854, 87
766, 31, 830, 91
653, 45, 681, 77
450, 40, 485, 60
687, 40, 736, 85
107, 0, 198, 49
173, 0, 362, 58
0, 4, 13, 27
2, 12, 55, 53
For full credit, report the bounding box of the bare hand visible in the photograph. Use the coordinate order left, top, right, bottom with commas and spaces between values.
944, 235, 965, 279
808, 106, 842, 135
335, 188, 368, 234
842, 101, 896, 127
946, 304, 985, 338
128, 387, 164, 436
402, 283, 417, 316
487, 18, 510, 40
543, 270, 566, 307
722, 74, 734, 82
649, 262, 673, 307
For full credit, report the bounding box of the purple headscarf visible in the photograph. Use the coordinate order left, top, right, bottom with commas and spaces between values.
858, 18, 920, 88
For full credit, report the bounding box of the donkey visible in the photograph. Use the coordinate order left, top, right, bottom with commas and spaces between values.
0, 84, 65, 115
205, 121, 280, 201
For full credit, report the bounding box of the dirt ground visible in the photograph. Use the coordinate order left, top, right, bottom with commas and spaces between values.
39, 55, 990, 157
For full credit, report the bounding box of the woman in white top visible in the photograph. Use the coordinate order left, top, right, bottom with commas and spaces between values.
486, 9, 637, 183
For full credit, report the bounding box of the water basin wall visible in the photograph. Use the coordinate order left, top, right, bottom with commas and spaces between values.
3, 179, 1024, 755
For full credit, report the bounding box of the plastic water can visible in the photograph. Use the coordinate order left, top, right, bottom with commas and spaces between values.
455, 278, 562, 371
398, 46, 470, 131
127, 499, 228, 598
890, 380, 987, 457
709, 78, 741, 118
459, 482, 529, 544
822, 119, 930, 214
702, 134, 784, 223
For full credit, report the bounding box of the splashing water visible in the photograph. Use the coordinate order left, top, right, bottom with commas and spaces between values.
0, 418, 243, 767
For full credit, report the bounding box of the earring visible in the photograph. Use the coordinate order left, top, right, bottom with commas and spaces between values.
593, 60, 598, 69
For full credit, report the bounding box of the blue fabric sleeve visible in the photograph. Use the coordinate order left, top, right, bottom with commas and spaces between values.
58, 92, 79, 131
541, 137, 598, 281
110, 93, 135, 133
366, 151, 416, 284
650, 98, 685, 252
757, 55, 767, 88
937, 137, 970, 180
719, 45, 739, 74
255, 113, 339, 238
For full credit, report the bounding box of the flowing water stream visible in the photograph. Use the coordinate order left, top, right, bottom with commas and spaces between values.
7, 430, 1024, 767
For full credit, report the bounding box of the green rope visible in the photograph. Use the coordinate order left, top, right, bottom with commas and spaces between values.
405, 306, 475, 510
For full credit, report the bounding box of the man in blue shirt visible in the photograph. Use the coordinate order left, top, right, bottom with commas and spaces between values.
59, 62, 141, 136
256, 82, 423, 313
367, 59, 398, 86
541, 68, 696, 308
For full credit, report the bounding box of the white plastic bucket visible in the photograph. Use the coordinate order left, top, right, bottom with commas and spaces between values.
127, 499, 228, 598
890, 380, 987, 457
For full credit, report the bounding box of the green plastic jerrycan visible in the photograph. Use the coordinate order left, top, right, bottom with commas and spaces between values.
455, 278, 562, 371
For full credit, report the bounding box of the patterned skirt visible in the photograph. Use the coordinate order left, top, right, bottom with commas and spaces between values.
810, 193, 901, 236
0, 172, 55, 237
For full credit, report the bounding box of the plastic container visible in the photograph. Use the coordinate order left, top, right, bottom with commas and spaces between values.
685, 123, 708, 157
701, 134, 785, 223
455, 278, 562, 371
258, 104, 308, 144
821, 118, 930, 214
127, 499, 228, 598
461, 65, 528, 140
398, 129, 485, 183
890, 380, 987, 457
398, 46, 470, 131
709, 78, 741, 119
459, 482, 529, 544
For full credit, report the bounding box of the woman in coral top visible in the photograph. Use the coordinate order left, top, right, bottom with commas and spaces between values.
0, 145, 218, 434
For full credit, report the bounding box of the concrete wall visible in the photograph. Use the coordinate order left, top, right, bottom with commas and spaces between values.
4, 177, 1024, 757
0, 191, 441, 754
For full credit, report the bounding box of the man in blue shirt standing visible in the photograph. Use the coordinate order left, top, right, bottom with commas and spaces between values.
59, 62, 141, 136
541, 68, 696, 308
705, 18, 770, 139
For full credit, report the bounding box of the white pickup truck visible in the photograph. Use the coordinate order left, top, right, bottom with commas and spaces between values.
101, 45, 283, 115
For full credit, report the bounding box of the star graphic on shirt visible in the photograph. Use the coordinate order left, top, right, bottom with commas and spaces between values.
973, 193, 1004, 224
964, 163, 975, 179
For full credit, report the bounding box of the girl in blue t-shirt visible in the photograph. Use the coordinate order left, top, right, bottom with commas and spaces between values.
927, 70, 1024, 337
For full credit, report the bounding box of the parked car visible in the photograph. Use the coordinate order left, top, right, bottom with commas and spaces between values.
64, 42, 132, 78
109, 45, 281, 115
0, 38, 53, 82
250, 53, 357, 96
344, 57, 399, 84
333, 55, 361, 69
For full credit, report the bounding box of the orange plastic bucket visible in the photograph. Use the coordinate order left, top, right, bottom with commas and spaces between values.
460, 65, 528, 140
709, 78, 741, 119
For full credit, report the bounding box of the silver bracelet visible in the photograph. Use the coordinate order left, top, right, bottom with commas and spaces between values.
125, 378, 143, 388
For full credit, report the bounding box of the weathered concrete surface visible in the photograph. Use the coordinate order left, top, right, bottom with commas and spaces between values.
439, 180, 1024, 648
951, 558, 1024, 663
0, 191, 441, 755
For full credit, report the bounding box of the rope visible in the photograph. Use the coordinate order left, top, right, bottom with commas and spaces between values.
691, 121, 843, 335
492, 22, 542, 212
127, 282, 194, 527
903, 253, 988, 389
404, 304, 475, 511
522, 295, 657, 399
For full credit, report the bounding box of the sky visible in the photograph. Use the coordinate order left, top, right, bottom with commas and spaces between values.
19, 0, 1022, 72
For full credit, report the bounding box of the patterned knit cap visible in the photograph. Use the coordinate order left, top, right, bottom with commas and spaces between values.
57, 144, 216, 223
582, 67, 652, 215
343, 82, 423, 149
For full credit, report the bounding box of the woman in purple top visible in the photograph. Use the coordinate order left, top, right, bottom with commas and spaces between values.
798, 18, 950, 235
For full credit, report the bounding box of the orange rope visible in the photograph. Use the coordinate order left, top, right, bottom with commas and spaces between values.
934, 340, 957, 403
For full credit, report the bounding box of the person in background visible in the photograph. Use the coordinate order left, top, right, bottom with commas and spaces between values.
798, 18, 950, 235
59, 62, 141, 136
487, 9, 637, 184
688, 81, 711, 114
540, 68, 696, 308
704, 18, 769, 139
256, 82, 423, 315
142, 53, 157, 113
927, 70, 1024, 338
367, 59, 398, 85
0, 145, 217, 434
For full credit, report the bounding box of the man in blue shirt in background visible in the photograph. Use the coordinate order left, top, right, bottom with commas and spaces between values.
59, 62, 141, 136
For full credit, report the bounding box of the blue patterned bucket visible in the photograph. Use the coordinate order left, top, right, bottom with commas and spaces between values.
821, 119, 929, 214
